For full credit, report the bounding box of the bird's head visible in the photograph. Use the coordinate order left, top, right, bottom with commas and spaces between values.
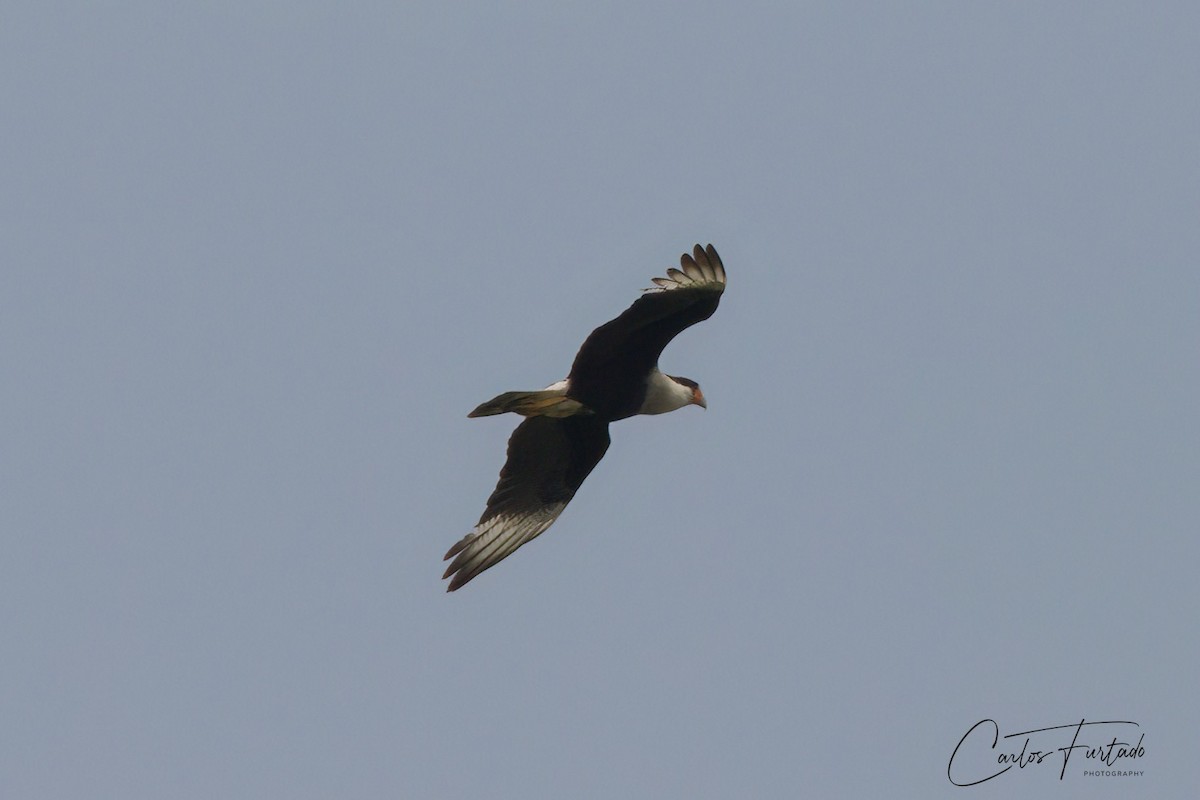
670, 375, 707, 410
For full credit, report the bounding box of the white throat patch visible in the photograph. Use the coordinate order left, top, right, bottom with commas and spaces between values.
639, 370, 695, 415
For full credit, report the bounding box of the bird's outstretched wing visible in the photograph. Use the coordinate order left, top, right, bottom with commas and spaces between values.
443, 415, 611, 591
567, 244, 726, 412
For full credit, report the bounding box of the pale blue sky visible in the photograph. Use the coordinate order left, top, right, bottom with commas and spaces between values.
3, 3, 1197, 798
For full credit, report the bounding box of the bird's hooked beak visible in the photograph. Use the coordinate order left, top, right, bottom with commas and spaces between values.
692, 386, 707, 409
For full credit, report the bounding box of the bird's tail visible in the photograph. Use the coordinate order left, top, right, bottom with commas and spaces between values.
468, 388, 590, 418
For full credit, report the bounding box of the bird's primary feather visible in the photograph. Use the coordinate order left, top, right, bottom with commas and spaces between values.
443, 416, 610, 591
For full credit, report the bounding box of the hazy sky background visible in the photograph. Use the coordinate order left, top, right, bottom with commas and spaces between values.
3, 3, 1197, 798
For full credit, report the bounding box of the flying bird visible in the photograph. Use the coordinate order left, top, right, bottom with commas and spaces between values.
443, 244, 727, 591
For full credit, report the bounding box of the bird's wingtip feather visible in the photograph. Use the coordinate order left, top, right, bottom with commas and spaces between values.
644, 243, 725, 293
